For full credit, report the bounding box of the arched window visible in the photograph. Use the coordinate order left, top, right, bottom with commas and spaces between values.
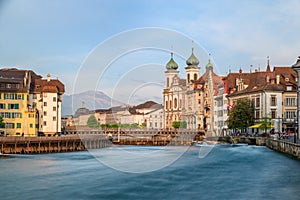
170, 100, 172, 110
194, 73, 197, 80
187, 74, 190, 82
174, 98, 177, 109
165, 101, 168, 110
167, 78, 169, 87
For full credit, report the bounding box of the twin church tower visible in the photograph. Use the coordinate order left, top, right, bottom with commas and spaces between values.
163, 47, 222, 135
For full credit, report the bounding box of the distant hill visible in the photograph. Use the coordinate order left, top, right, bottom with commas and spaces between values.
62, 90, 123, 115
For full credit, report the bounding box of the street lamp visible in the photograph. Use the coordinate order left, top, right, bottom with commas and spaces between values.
292, 56, 300, 143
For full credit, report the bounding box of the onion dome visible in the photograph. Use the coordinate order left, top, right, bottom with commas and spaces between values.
186, 48, 199, 66
166, 52, 178, 70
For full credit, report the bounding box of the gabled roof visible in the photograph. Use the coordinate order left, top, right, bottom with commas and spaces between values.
226, 66, 297, 97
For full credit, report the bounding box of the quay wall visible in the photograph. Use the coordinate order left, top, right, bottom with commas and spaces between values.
266, 139, 300, 159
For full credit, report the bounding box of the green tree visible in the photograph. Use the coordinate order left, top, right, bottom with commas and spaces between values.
259, 115, 273, 134
172, 121, 180, 129
172, 121, 187, 129
227, 98, 254, 131
141, 122, 147, 128
87, 115, 99, 128
180, 121, 187, 129
0, 116, 3, 126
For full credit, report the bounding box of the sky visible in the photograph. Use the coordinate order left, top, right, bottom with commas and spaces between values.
0, 0, 300, 105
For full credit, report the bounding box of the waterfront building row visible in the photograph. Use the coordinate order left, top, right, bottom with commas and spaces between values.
66, 101, 164, 130
163, 49, 298, 136
0, 68, 65, 136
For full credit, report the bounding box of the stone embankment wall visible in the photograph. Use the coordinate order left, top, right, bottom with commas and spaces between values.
266, 139, 300, 159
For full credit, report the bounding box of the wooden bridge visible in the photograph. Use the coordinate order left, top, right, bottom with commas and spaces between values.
0, 135, 112, 154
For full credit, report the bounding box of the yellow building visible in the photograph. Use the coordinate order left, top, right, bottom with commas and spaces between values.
0, 92, 37, 136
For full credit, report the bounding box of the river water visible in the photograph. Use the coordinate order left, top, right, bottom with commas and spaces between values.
0, 145, 299, 200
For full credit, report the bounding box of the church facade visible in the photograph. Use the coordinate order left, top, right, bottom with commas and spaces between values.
163, 49, 223, 136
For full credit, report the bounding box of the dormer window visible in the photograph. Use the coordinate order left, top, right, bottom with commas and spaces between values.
285, 77, 289, 82
287, 86, 292, 91
6, 84, 11, 88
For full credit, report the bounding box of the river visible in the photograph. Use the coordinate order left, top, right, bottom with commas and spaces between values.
0, 145, 299, 200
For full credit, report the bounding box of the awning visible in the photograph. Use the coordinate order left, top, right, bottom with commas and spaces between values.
249, 123, 274, 129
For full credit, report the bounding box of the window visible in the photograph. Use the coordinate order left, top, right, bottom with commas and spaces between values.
187, 74, 190, 82
284, 97, 296, 106
12, 113, 22, 118
53, 116, 57, 121
0, 103, 5, 109
16, 123, 21, 128
33, 94, 37, 99
155, 122, 157, 127
194, 73, 197, 80
43, 93, 47, 98
30, 124, 33, 128
271, 110, 276, 119
6, 84, 11, 88
174, 98, 177, 109
44, 111, 47, 116
8, 104, 19, 109
166, 78, 169, 87
53, 97, 57, 102
271, 96, 276, 106
5, 123, 15, 129
53, 106, 56, 111
43, 121, 47, 126
284, 110, 296, 119
255, 110, 260, 119
44, 102, 47, 106
170, 100, 172, 109
16, 84, 19, 89
165, 101, 168, 110
256, 97, 260, 107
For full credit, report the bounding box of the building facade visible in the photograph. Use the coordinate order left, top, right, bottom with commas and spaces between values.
163, 49, 223, 135
224, 64, 297, 133
0, 68, 64, 136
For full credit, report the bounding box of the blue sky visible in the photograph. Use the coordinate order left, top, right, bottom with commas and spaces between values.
1, 0, 300, 104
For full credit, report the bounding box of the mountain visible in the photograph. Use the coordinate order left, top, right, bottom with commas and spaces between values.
62, 90, 123, 115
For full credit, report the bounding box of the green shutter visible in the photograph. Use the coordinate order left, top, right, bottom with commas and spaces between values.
4, 93, 6, 100
22, 94, 24, 100
15, 104, 19, 109
12, 113, 15, 118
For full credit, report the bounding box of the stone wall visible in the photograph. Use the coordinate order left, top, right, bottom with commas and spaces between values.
266, 139, 300, 159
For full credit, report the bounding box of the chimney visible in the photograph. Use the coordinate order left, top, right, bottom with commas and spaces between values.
47, 74, 51, 82
276, 75, 280, 84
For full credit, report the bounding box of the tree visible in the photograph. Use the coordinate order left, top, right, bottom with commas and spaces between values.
141, 122, 147, 128
87, 115, 99, 128
227, 98, 254, 131
0, 116, 3, 126
172, 121, 187, 129
259, 115, 273, 134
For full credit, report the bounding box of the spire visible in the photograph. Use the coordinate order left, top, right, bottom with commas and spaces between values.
206, 54, 213, 72
266, 56, 271, 72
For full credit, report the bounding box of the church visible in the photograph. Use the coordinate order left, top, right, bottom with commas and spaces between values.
163, 48, 223, 135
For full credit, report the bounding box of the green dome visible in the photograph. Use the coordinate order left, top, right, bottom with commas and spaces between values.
166, 53, 178, 70
186, 49, 199, 66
